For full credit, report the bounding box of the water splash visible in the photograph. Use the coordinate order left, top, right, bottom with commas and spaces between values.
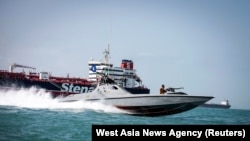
0, 87, 124, 114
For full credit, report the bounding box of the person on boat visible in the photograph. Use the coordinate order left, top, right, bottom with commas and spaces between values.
160, 84, 167, 94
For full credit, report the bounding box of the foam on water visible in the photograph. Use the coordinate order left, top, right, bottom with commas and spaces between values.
0, 87, 125, 114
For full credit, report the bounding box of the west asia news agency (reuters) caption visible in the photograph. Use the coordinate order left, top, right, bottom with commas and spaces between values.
92, 125, 250, 141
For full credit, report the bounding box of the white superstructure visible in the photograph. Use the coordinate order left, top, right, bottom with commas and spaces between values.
88, 47, 143, 88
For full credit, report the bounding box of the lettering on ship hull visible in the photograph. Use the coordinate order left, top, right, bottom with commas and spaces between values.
61, 83, 95, 93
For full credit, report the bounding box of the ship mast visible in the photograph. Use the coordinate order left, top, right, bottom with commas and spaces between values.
103, 44, 110, 64
101, 24, 112, 76
103, 22, 112, 65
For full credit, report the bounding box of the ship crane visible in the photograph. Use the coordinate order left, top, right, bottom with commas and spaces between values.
9, 63, 36, 72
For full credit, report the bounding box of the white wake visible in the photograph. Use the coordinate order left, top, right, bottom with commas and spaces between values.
0, 87, 124, 114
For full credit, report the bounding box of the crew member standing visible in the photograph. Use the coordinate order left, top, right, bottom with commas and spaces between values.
160, 84, 167, 94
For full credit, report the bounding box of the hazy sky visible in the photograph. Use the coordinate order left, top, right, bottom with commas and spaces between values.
0, 0, 249, 110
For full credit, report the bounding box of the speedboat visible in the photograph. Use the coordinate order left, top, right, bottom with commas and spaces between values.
59, 76, 214, 116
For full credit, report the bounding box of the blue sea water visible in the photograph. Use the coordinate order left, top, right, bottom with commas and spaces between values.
0, 88, 249, 141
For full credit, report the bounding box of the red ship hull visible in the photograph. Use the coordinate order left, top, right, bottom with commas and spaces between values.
0, 71, 150, 97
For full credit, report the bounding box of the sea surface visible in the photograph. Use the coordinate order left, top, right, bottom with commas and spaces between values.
0, 88, 249, 141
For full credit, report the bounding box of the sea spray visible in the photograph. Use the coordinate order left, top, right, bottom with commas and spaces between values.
0, 87, 125, 114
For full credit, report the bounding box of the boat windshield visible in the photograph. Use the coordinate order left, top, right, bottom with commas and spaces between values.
99, 75, 115, 85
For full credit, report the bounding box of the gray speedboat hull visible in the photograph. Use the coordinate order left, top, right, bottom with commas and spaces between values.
59, 82, 213, 116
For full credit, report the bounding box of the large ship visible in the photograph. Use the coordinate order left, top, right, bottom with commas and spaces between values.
0, 48, 150, 97
200, 100, 231, 109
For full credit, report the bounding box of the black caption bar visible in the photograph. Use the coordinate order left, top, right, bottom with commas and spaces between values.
92, 125, 250, 141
